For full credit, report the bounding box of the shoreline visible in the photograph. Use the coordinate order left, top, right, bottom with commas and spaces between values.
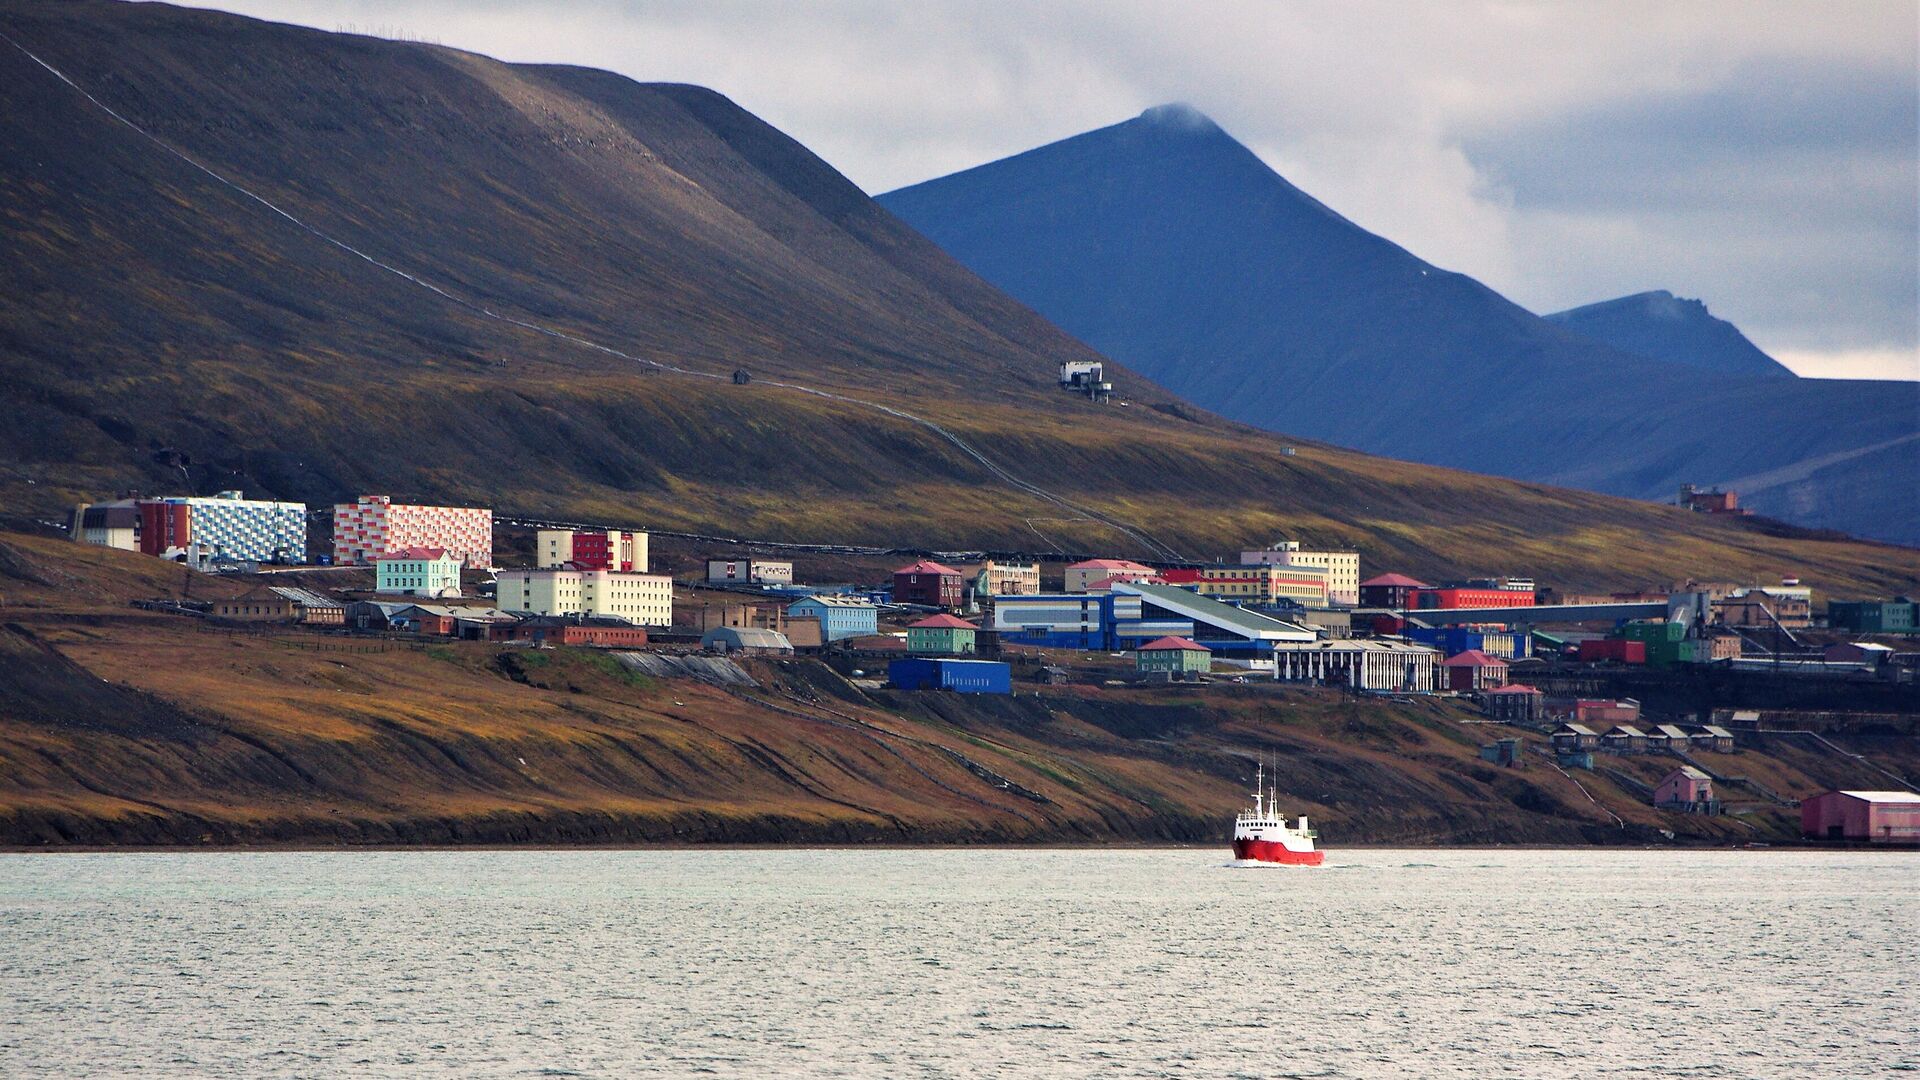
5, 840, 1907, 855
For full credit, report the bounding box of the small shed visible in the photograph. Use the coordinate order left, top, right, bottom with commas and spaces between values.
888, 658, 1011, 694
1690, 725, 1736, 753
1478, 737, 1523, 768
906, 614, 978, 655
1824, 642, 1895, 668
1134, 636, 1212, 676
701, 626, 794, 656
1551, 723, 1600, 753
1800, 790, 1920, 843
1654, 766, 1718, 813
1600, 725, 1648, 754
1647, 723, 1691, 751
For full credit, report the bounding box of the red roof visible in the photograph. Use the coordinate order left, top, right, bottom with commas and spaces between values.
1444, 649, 1509, 667
1069, 558, 1157, 571
1361, 573, 1429, 588
910, 614, 977, 629
1484, 683, 1542, 695
895, 560, 961, 577
373, 546, 449, 562
1138, 636, 1210, 653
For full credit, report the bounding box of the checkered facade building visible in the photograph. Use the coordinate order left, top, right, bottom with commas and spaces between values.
332, 495, 493, 568
138, 493, 307, 563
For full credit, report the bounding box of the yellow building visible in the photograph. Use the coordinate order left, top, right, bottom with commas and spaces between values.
496, 567, 674, 626
1168, 564, 1329, 606
535, 528, 648, 573
1240, 541, 1360, 605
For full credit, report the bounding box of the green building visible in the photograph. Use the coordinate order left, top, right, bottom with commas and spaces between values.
907, 614, 977, 655
1828, 600, 1916, 634
1134, 636, 1212, 676
1614, 619, 1690, 668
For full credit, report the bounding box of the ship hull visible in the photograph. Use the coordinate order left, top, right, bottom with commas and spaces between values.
1232, 838, 1325, 865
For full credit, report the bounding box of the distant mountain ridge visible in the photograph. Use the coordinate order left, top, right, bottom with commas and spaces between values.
1545, 291, 1795, 379
880, 105, 1920, 545
0, 4, 1912, 597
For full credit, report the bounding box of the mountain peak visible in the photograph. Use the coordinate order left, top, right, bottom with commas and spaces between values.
1545, 290, 1793, 379
1135, 102, 1221, 132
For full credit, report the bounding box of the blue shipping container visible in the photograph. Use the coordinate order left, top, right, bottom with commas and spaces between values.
888, 658, 1011, 695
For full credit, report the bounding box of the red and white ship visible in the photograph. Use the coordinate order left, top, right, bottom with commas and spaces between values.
1231, 764, 1324, 866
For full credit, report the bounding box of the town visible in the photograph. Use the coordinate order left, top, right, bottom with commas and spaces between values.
62, 487, 1920, 844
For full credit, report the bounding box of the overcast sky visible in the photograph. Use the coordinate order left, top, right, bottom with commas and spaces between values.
181, 0, 1919, 380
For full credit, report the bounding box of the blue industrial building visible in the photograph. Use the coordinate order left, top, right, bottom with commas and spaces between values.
1403, 625, 1533, 660
787, 594, 880, 642
990, 583, 1315, 656
888, 658, 1012, 694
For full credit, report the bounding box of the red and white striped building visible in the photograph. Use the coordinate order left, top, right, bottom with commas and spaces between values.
332, 495, 493, 569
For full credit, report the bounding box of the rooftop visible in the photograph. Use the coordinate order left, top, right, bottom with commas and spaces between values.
910, 614, 978, 629
1069, 558, 1158, 571
1137, 636, 1210, 653
1832, 790, 1920, 803
896, 559, 962, 577
1361, 573, 1429, 588
373, 546, 450, 562
1443, 649, 1508, 667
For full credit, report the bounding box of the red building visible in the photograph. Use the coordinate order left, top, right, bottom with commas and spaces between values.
513, 616, 650, 648
1578, 639, 1646, 664
1414, 586, 1537, 610
137, 500, 192, 556
1359, 573, 1428, 609
1800, 790, 1920, 843
893, 560, 964, 608
1442, 649, 1509, 691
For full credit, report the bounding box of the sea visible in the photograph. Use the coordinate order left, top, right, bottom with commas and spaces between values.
0, 848, 1912, 1078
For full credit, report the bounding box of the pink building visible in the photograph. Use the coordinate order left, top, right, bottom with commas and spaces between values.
1800, 790, 1920, 843
332, 495, 493, 569
1065, 559, 1159, 593
1654, 766, 1716, 812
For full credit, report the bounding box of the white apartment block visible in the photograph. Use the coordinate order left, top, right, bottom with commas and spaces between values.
333, 495, 493, 569
496, 567, 674, 626
1241, 541, 1361, 606
536, 528, 648, 573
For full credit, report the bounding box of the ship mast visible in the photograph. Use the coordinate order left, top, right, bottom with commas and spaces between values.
1252, 762, 1264, 818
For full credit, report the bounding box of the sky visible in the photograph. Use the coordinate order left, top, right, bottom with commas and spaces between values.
181, 0, 1919, 381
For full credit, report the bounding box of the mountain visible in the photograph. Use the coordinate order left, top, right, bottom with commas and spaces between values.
1545, 291, 1795, 379
0, 3, 1914, 598
879, 106, 1920, 545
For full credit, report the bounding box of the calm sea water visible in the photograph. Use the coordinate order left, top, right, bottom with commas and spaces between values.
0, 848, 1913, 1078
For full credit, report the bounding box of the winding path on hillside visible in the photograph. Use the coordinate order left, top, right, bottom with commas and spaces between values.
0, 31, 1184, 562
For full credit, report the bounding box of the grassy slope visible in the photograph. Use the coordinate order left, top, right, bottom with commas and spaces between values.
3, 533, 1910, 847
0, 3, 1913, 596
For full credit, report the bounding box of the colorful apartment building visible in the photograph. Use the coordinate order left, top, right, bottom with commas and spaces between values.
1134, 636, 1211, 676
1240, 541, 1361, 605
333, 495, 492, 569
113, 491, 308, 564
787, 595, 879, 642
1064, 559, 1159, 593
972, 560, 1041, 596
495, 567, 674, 626
907, 614, 978, 655
539, 529, 647, 572
373, 546, 462, 598
1358, 573, 1429, 609
1160, 563, 1329, 607
894, 560, 964, 607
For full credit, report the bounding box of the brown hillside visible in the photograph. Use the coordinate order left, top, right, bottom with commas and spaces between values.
0, 2, 1913, 595
11, 533, 1913, 848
